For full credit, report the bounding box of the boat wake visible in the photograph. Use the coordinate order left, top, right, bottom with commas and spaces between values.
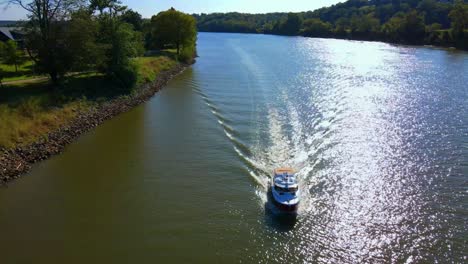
195, 82, 334, 216
193, 46, 340, 214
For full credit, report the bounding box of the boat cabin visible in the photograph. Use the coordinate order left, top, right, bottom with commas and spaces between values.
273, 168, 298, 194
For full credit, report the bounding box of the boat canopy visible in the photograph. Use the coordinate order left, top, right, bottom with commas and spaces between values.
274, 168, 298, 189
274, 168, 295, 174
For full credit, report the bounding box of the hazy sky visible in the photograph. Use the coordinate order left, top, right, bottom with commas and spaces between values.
0, 0, 344, 20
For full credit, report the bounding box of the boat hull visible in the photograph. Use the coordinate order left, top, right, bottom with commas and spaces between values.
269, 188, 299, 213
272, 198, 299, 213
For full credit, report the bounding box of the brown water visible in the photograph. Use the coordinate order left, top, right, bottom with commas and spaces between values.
1, 33, 467, 263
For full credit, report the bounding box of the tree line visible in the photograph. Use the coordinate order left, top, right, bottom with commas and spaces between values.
195, 0, 468, 49
1, 1, 197, 88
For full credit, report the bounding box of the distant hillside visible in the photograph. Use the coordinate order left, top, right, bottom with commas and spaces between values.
193, 13, 288, 33
0, 21, 19, 27
194, 0, 468, 49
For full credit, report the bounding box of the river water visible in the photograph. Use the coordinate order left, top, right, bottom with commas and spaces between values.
1, 33, 467, 263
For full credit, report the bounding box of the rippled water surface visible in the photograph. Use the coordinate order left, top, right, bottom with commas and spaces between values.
1, 33, 467, 263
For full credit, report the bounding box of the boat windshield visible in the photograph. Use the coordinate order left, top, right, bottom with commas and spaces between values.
274, 185, 298, 193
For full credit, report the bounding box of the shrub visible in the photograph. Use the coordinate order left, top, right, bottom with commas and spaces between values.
110, 62, 138, 91
179, 45, 196, 63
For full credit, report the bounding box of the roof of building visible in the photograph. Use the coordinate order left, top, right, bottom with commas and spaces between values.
0, 27, 14, 40
0, 27, 24, 41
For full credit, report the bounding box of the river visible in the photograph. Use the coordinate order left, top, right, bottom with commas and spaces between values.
1, 33, 467, 263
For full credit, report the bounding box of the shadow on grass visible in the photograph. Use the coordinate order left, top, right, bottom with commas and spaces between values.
2, 69, 35, 79
0, 73, 131, 107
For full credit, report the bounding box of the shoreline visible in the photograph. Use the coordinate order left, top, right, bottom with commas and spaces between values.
199, 31, 468, 51
0, 62, 192, 186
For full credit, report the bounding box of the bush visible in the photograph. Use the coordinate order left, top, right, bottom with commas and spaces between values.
179, 45, 196, 63
110, 62, 138, 91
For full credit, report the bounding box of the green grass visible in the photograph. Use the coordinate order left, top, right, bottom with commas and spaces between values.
0, 96, 90, 148
133, 54, 178, 85
0, 57, 45, 82
0, 54, 178, 149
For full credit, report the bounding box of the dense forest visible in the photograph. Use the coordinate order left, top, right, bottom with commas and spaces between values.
194, 0, 468, 49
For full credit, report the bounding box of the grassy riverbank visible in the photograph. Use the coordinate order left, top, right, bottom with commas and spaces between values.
0, 57, 44, 83
0, 54, 180, 149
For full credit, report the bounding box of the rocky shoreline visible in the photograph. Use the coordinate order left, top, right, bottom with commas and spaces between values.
0, 63, 191, 186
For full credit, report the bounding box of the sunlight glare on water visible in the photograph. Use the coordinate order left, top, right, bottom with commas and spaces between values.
195, 35, 467, 263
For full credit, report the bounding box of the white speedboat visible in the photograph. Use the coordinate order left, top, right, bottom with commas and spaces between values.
270, 168, 300, 213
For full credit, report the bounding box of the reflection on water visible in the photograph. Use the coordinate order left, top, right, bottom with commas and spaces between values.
264, 207, 298, 232
196, 34, 467, 263
0, 33, 467, 263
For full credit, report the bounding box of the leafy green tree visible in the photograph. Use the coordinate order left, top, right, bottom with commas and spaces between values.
0, 41, 6, 60
106, 23, 139, 89
381, 14, 404, 41
302, 18, 333, 37
4, 40, 22, 72
90, 0, 120, 15
427, 23, 442, 32
449, 0, 468, 36
65, 9, 100, 72
6, 0, 85, 84
91, 1, 143, 89
400, 10, 426, 43
279, 13, 303, 35
334, 17, 350, 36
0, 68, 4, 88
149, 8, 197, 59
382, 10, 425, 44
121, 9, 143, 31
350, 13, 380, 38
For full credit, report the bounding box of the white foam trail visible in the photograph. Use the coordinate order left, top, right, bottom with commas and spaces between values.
266, 108, 291, 166
201, 43, 327, 205
217, 120, 234, 133
233, 146, 268, 174
224, 130, 235, 141
247, 168, 268, 189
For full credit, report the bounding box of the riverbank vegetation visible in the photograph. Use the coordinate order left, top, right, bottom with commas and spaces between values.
194, 0, 468, 50
0, 55, 180, 148
0, 1, 197, 149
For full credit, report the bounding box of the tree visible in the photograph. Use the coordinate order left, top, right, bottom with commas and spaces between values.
121, 9, 143, 31
382, 10, 426, 44
350, 13, 380, 38
449, 0, 468, 36
65, 9, 100, 72
0, 41, 6, 60
0, 68, 4, 88
149, 8, 197, 58
280, 13, 303, 35
105, 22, 139, 89
302, 18, 333, 37
427, 23, 442, 32
335, 17, 349, 32
4, 40, 21, 72
382, 15, 404, 41
5, 0, 85, 84
89, 0, 121, 15
91, 1, 143, 89
400, 10, 426, 44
